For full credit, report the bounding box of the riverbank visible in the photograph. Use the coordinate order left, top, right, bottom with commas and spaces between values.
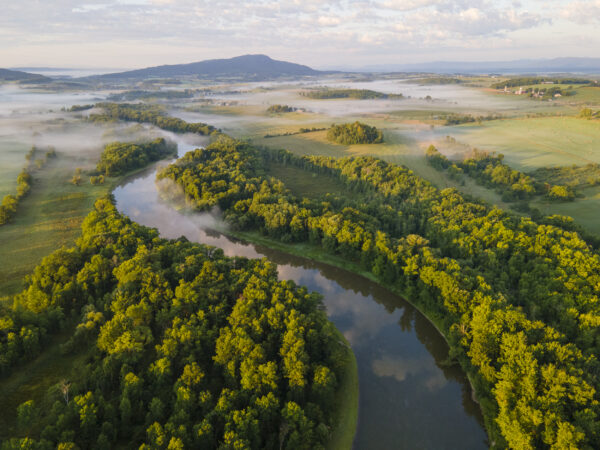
327, 329, 359, 450
224, 228, 491, 444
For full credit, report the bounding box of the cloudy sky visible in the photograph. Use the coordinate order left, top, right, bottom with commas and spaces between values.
2, 0, 599, 70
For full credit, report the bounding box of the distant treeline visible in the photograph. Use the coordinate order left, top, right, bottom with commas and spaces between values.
89, 103, 218, 136
300, 88, 403, 100
0, 146, 56, 225
96, 138, 176, 176
327, 122, 383, 145
67, 104, 94, 112
426, 145, 577, 202
158, 135, 600, 448
263, 127, 326, 138
266, 104, 297, 113
413, 77, 463, 85
106, 89, 196, 101
492, 77, 593, 88
442, 113, 502, 125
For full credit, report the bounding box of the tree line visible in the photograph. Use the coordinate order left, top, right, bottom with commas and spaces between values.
492, 77, 593, 89
0, 146, 56, 225
89, 103, 219, 136
425, 145, 576, 202
157, 135, 600, 449
300, 88, 403, 100
1, 197, 348, 449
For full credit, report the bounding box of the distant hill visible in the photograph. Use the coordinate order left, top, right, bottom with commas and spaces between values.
87, 54, 323, 81
360, 57, 600, 74
0, 68, 51, 83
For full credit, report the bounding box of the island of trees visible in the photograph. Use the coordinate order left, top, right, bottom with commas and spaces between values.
157, 134, 600, 448
266, 104, 297, 113
326, 122, 383, 145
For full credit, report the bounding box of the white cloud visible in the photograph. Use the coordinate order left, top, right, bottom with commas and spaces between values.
0, 0, 594, 68
561, 0, 600, 23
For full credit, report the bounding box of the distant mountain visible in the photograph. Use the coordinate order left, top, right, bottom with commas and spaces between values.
87, 54, 323, 81
0, 68, 51, 83
360, 57, 600, 74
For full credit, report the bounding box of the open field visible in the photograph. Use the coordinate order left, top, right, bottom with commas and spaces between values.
0, 140, 29, 198
0, 154, 111, 296
266, 160, 349, 198
0, 325, 89, 439
448, 116, 600, 170
532, 185, 600, 235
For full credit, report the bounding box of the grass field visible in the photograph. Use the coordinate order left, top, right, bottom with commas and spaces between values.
0, 325, 90, 439
531, 185, 600, 235
0, 154, 111, 297
450, 116, 600, 170
0, 140, 30, 198
327, 331, 359, 450
266, 161, 349, 198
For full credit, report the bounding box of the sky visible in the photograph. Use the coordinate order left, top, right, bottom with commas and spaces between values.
1, 0, 599, 70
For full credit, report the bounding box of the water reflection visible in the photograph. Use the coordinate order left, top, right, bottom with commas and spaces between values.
112, 136, 488, 449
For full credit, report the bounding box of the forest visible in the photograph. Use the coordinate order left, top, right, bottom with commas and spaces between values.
157, 134, 600, 449
95, 138, 176, 177
89, 103, 218, 136
0, 197, 349, 449
326, 122, 383, 145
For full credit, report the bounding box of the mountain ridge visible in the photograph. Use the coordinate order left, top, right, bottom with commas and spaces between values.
357, 57, 600, 74
84, 54, 324, 80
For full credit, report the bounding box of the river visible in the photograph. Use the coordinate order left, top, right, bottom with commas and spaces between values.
112, 132, 488, 449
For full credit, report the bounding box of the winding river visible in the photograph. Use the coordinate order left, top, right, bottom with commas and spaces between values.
112, 132, 488, 449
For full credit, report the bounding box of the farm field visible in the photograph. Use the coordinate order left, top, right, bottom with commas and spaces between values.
448, 116, 600, 170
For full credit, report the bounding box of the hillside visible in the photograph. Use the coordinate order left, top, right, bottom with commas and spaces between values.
87, 54, 323, 80
0, 68, 50, 83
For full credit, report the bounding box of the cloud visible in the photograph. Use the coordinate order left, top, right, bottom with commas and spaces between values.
371, 354, 448, 391
0, 0, 593, 67
561, 0, 600, 24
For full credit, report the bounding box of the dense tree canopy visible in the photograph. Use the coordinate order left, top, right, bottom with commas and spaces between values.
326, 122, 383, 145
158, 136, 600, 449
1, 198, 348, 449
96, 138, 176, 177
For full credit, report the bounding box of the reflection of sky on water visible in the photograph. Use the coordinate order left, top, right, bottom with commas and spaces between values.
113, 133, 488, 449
